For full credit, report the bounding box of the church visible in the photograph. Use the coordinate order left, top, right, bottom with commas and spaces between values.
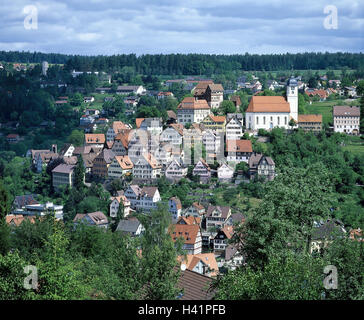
245, 77, 298, 131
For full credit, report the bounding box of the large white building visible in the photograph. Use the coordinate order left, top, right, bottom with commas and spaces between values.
245, 77, 298, 131
333, 106, 360, 135
177, 97, 211, 124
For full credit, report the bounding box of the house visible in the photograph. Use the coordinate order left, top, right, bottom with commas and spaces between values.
225, 114, 244, 140
298, 114, 322, 133
193, 81, 214, 99
110, 194, 131, 218
333, 106, 360, 135
132, 153, 162, 182
12, 202, 64, 220
59, 143, 75, 158
169, 224, 202, 255
205, 205, 232, 230
116, 85, 146, 95
202, 130, 223, 161
205, 84, 224, 109
106, 121, 130, 141
185, 202, 205, 218
6, 215, 36, 227
124, 185, 161, 212
79, 115, 95, 126
223, 244, 243, 271
177, 97, 211, 124
52, 164, 75, 189
112, 132, 130, 156
157, 91, 174, 99
169, 196, 182, 223
108, 155, 133, 179
213, 226, 234, 252
344, 86, 357, 98
6, 134, 20, 143
226, 140, 252, 163
160, 124, 184, 146
305, 88, 329, 101
137, 117, 163, 136
201, 114, 226, 132
165, 160, 188, 182
217, 163, 234, 182
178, 253, 218, 277
35, 151, 59, 173
116, 217, 144, 236
192, 159, 211, 182
226, 212, 245, 227
73, 211, 109, 229
84, 133, 106, 148
310, 219, 346, 253
12, 195, 38, 210
55, 100, 68, 107
248, 153, 275, 181
92, 149, 115, 178
123, 96, 139, 108
96, 87, 112, 94
176, 216, 202, 226
177, 269, 215, 300
85, 109, 100, 116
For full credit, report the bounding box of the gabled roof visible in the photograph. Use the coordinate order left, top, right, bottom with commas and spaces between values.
248, 153, 275, 168
170, 224, 200, 245
206, 205, 231, 219
52, 164, 75, 174
298, 114, 322, 123
85, 133, 105, 144
333, 106, 360, 117
141, 186, 159, 198
167, 110, 177, 119
14, 195, 38, 208
141, 153, 161, 169
114, 155, 133, 170
6, 214, 36, 226
226, 140, 252, 153
246, 96, 290, 113
169, 123, 184, 136
177, 269, 215, 300
116, 218, 142, 233
178, 253, 218, 277
216, 225, 234, 239
178, 97, 210, 110
135, 118, 145, 128
73, 211, 108, 225
207, 83, 224, 92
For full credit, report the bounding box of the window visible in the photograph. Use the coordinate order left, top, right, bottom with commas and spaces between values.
285, 117, 287, 125
278, 117, 280, 125
263, 116, 266, 125
256, 116, 259, 125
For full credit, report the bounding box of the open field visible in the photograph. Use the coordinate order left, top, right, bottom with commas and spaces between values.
342, 136, 364, 156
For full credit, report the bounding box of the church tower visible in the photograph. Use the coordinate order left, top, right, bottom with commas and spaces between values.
286, 77, 298, 123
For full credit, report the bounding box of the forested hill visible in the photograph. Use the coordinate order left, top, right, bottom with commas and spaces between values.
1, 51, 363, 75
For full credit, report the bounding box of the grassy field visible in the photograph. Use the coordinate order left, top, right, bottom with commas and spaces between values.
342, 136, 364, 156
304, 98, 359, 125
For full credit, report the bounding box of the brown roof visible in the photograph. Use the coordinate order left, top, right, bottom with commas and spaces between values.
170, 123, 184, 136
52, 164, 75, 174
298, 114, 323, 123
219, 225, 234, 239
207, 114, 226, 123
248, 153, 275, 168
114, 132, 130, 149
85, 134, 105, 144
6, 215, 36, 226
208, 83, 224, 92
142, 153, 161, 169
178, 97, 210, 110
333, 106, 360, 117
226, 140, 253, 153
177, 269, 215, 300
112, 121, 129, 133
135, 118, 145, 128
114, 155, 133, 170
73, 211, 108, 225
206, 205, 231, 219
246, 96, 290, 113
170, 224, 200, 245
141, 186, 159, 198
167, 110, 177, 119
178, 253, 219, 277
192, 202, 205, 211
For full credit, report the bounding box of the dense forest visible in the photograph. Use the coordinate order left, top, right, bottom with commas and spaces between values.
1, 51, 364, 74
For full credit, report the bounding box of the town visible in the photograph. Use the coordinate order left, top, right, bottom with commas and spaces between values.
0, 51, 363, 301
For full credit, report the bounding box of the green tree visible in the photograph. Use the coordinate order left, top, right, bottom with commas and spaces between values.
67, 130, 84, 147
136, 203, 182, 299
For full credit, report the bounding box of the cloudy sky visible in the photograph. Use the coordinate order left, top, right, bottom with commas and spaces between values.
0, 0, 363, 55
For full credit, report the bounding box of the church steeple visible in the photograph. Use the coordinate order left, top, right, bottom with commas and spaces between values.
286, 76, 298, 122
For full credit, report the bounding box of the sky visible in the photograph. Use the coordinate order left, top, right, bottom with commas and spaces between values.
0, 0, 363, 55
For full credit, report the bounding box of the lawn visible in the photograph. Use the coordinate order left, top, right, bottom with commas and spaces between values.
303, 98, 359, 125
342, 136, 364, 156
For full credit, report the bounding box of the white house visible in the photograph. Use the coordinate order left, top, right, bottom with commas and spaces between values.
160, 124, 184, 146
217, 163, 234, 182
108, 155, 133, 179
177, 97, 211, 124
225, 114, 244, 140
116, 85, 146, 95
109, 194, 131, 218
333, 106, 360, 135
124, 185, 161, 212
137, 118, 163, 136
165, 160, 188, 182
132, 153, 162, 181
226, 140, 252, 163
